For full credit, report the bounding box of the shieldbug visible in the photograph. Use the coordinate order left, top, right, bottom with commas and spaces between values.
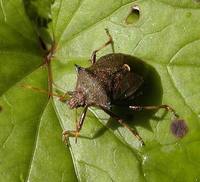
23, 29, 180, 145
59, 29, 179, 145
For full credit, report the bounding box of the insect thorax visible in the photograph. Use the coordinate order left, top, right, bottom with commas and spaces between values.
74, 68, 111, 109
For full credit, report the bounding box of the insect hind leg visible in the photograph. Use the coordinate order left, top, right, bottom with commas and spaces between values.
129, 104, 179, 119
90, 28, 114, 64
100, 106, 145, 145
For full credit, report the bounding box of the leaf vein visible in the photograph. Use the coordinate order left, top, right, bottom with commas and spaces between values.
58, 0, 84, 44
61, 1, 134, 46
0, 63, 43, 97
154, 0, 200, 10
54, 0, 63, 35
166, 66, 199, 118
78, 160, 115, 182
25, 100, 50, 182
168, 38, 200, 65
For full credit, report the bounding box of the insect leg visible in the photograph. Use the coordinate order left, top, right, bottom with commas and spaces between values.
100, 106, 145, 145
62, 106, 88, 143
90, 28, 114, 64
129, 105, 179, 118
75, 106, 88, 142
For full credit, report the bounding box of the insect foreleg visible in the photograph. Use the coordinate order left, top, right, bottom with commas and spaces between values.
62, 106, 88, 143
90, 29, 114, 64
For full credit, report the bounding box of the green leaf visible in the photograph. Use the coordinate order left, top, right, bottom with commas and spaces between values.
0, 0, 77, 181
1, 0, 200, 182
23, 0, 54, 46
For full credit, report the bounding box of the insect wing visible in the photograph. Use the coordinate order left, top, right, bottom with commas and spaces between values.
112, 71, 143, 104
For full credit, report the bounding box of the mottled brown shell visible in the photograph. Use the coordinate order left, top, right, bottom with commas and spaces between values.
71, 53, 147, 108
75, 68, 111, 108
88, 53, 147, 104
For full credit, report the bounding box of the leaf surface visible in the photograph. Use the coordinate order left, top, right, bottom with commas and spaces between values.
0, 0, 200, 181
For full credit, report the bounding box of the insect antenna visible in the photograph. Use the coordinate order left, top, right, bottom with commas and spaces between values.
21, 84, 72, 101
52, 82, 67, 93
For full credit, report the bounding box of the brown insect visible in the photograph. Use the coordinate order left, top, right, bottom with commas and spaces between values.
23, 29, 180, 145
60, 29, 179, 145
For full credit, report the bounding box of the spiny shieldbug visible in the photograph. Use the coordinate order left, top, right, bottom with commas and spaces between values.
22, 29, 180, 145
60, 29, 180, 145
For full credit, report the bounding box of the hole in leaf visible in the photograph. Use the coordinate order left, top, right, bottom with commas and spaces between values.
125, 5, 140, 25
